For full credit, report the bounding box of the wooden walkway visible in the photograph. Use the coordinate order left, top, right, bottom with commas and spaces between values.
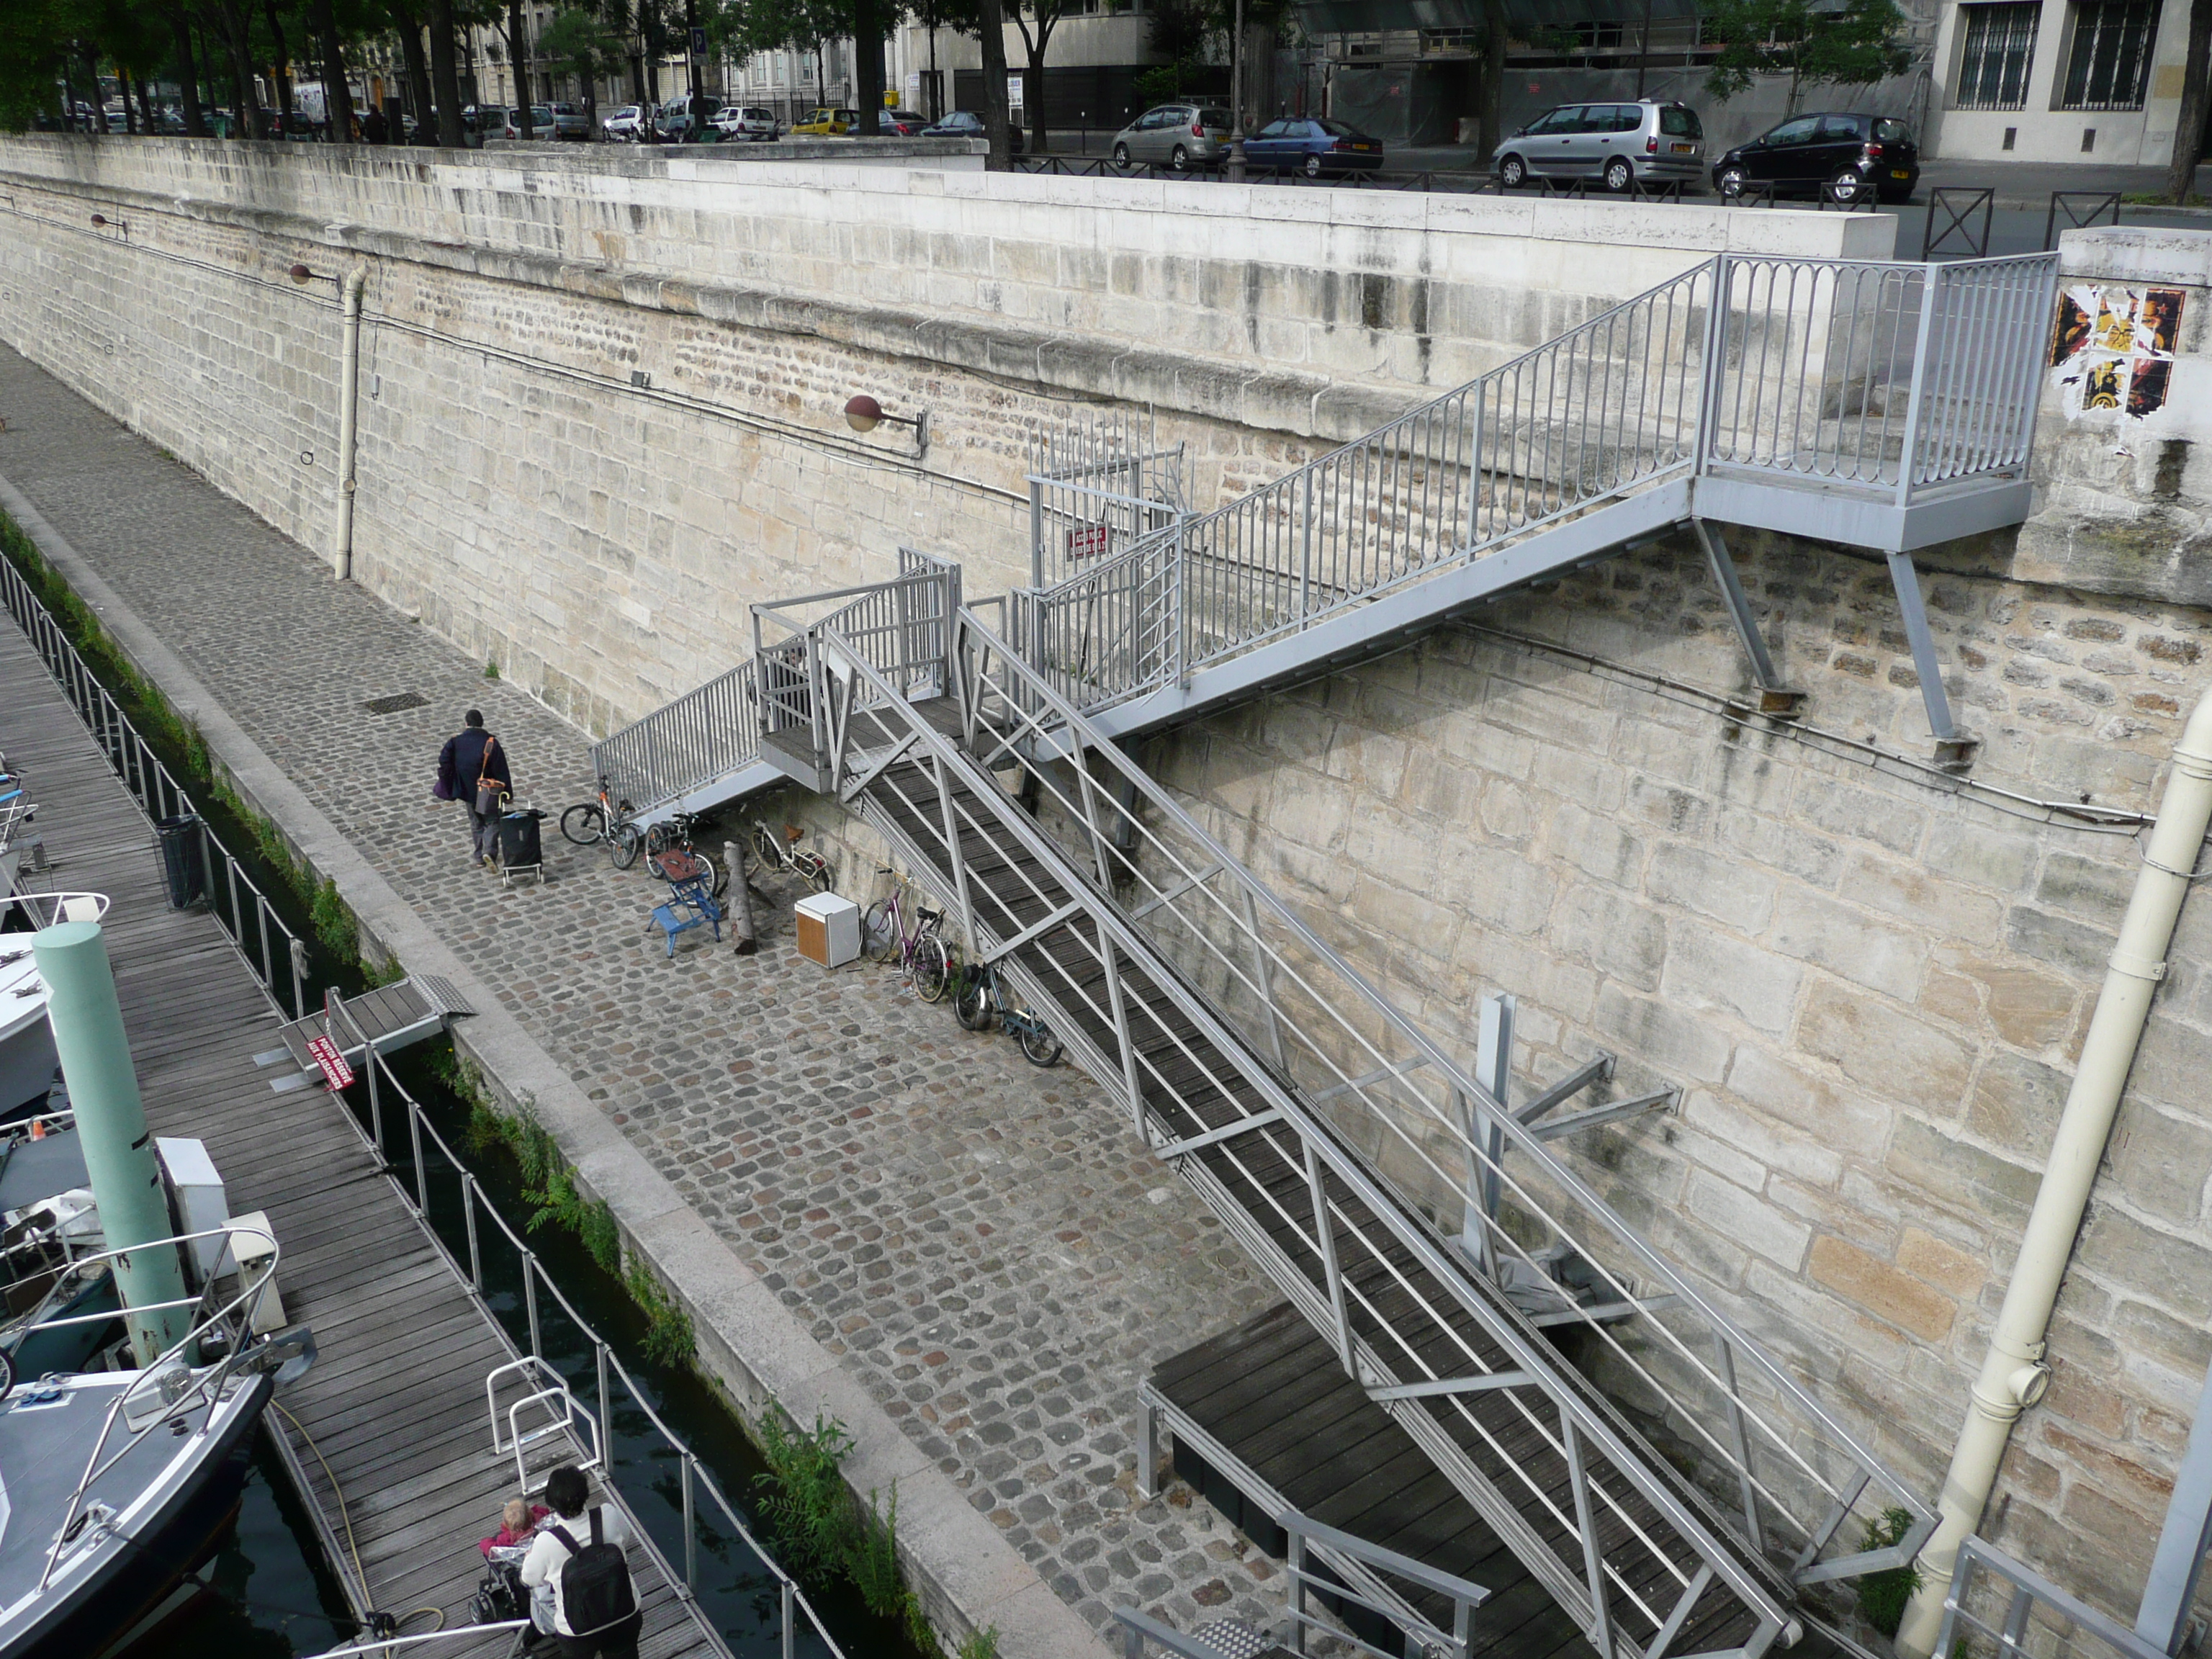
0, 610, 724, 1659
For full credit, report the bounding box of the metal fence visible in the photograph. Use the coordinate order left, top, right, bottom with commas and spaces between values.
1011, 248, 2055, 716
321, 990, 848, 1659
1936, 1537, 2167, 1659
588, 658, 762, 822
1027, 405, 1187, 590
0, 547, 311, 1016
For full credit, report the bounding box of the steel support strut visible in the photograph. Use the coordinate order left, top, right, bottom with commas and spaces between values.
1887, 550, 1977, 769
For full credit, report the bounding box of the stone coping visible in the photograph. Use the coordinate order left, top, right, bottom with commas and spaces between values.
0, 467, 1111, 1659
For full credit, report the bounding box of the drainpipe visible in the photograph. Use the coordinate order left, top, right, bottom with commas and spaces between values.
32, 920, 194, 1367
1897, 683, 2212, 1656
333, 266, 367, 582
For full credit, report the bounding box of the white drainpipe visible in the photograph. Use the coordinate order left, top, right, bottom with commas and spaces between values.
333, 267, 367, 582
1897, 683, 2212, 1655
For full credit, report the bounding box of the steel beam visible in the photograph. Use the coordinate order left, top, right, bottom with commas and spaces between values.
1514, 1053, 1617, 1126
1886, 550, 1976, 768
1691, 519, 1785, 694
1530, 1088, 1679, 1142
2137, 1359, 2212, 1654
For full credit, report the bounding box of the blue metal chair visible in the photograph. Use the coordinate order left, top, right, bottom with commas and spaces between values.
647, 876, 722, 958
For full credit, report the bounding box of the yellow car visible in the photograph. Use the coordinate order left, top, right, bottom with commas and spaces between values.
791, 107, 859, 136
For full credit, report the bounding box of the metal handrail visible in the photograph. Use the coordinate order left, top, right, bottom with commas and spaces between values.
587, 657, 762, 824
1283, 1509, 1487, 1659
318, 992, 845, 1659
301, 1622, 531, 1658
808, 620, 1802, 1656
0, 551, 311, 1017
0, 890, 111, 925
1935, 1537, 2167, 1659
38, 1221, 282, 1591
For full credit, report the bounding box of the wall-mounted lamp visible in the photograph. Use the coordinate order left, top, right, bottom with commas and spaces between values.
288, 263, 341, 287
844, 394, 929, 454
89, 211, 129, 237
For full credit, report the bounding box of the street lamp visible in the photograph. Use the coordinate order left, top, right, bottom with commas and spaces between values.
843, 394, 929, 453
1224, 0, 1246, 182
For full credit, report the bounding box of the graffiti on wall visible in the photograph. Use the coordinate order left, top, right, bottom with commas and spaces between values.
2051, 284, 2184, 418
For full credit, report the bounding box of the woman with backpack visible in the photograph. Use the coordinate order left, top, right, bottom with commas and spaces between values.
518, 1464, 642, 1658
434, 709, 514, 870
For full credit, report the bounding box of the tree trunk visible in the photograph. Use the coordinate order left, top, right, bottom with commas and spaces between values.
310, 0, 355, 141
505, 0, 534, 135
84, 51, 112, 131
1025, 24, 1052, 158
135, 71, 156, 133
118, 63, 139, 132
1477, 0, 1506, 158
210, 0, 263, 133
388, 0, 435, 140
976, 0, 1012, 170
853, 0, 883, 134
169, 8, 207, 135
2167, 0, 2212, 203
424, 0, 467, 145
263, 0, 294, 129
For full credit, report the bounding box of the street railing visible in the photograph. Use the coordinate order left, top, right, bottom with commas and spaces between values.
0, 547, 311, 1015
319, 991, 847, 1659
588, 659, 761, 824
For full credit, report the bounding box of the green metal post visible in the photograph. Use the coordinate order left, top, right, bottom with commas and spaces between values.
32, 920, 193, 1364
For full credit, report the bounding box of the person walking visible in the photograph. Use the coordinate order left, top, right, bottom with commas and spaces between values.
361, 105, 388, 144
518, 1463, 642, 1658
436, 709, 512, 869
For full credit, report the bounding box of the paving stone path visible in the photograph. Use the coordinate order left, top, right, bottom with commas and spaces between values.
0, 343, 1285, 1642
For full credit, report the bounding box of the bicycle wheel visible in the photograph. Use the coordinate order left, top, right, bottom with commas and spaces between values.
559, 803, 604, 845
691, 851, 720, 897
798, 853, 835, 894
644, 823, 675, 858
954, 976, 993, 1031
1018, 1022, 1062, 1068
751, 824, 781, 870
862, 900, 900, 963
911, 935, 953, 1003
610, 822, 644, 869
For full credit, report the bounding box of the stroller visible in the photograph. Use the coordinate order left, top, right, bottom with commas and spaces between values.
472, 1542, 555, 1654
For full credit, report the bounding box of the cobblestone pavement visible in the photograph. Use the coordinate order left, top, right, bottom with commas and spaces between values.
0, 344, 1286, 1639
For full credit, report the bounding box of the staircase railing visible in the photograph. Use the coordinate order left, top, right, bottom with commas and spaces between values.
1012, 250, 2056, 718
588, 658, 760, 821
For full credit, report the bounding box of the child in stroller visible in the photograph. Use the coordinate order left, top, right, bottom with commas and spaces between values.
475, 1498, 556, 1650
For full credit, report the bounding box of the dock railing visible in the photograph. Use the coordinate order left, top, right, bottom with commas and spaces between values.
1935, 1537, 2167, 1659
322, 992, 848, 1659
0, 547, 311, 1017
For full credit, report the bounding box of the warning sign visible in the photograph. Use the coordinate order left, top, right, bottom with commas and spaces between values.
1066, 523, 1112, 560
305, 1034, 354, 1091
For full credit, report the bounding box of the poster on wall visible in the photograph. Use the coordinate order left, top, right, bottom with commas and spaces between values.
2049, 284, 2184, 418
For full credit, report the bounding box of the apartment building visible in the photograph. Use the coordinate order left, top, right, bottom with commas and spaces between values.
1927, 0, 2193, 163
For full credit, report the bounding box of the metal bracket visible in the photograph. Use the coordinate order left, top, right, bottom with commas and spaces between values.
1514, 1053, 1616, 1126
1529, 1087, 1679, 1142
1887, 550, 1977, 770
1692, 519, 1802, 715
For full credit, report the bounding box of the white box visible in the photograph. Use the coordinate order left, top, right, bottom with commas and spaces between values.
226, 1209, 287, 1335
793, 892, 861, 968
156, 1137, 228, 1280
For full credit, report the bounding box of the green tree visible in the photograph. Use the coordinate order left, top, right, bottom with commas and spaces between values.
710, 0, 848, 111
1006, 0, 1067, 156
2167, 0, 2212, 203
1699, 0, 1910, 116
539, 4, 622, 127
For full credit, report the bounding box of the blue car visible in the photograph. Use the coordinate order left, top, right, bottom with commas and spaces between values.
1245, 115, 1384, 176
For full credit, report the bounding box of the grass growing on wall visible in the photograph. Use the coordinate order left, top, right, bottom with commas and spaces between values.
756, 1412, 934, 1649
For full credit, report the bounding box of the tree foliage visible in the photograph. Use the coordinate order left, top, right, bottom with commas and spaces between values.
1700, 0, 1910, 112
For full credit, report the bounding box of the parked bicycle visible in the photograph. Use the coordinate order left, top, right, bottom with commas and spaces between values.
952, 957, 1062, 1066
644, 810, 725, 896
860, 869, 955, 1002
559, 776, 644, 868
749, 821, 834, 893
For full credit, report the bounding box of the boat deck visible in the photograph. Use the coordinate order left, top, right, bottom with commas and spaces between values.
0, 604, 725, 1658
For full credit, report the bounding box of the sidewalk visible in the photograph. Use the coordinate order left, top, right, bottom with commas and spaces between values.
0, 343, 1283, 1650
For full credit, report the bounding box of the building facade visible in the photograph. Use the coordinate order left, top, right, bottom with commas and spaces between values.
1927, 0, 2195, 163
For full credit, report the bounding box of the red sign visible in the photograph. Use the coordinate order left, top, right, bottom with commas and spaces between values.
305, 1034, 354, 1091
1066, 523, 1112, 561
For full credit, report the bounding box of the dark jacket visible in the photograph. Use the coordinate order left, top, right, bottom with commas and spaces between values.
439, 728, 511, 801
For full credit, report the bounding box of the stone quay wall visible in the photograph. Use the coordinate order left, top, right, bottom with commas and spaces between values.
0, 135, 1886, 737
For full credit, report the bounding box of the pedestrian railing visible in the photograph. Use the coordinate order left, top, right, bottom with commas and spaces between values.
1010, 248, 2055, 718
320, 991, 848, 1659
0, 547, 311, 1016
1936, 1537, 2167, 1659
588, 659, 762, 822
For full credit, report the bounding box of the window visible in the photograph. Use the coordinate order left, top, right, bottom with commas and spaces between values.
1526, 106, 1581, 134
1875, 119, 1915, 144
1817, 114, 1869, 140
1608, 104, 1643, 132
1763, 115, 1820, 146
1956, 2, 2040, 109
2061, 0, 2159, 110
1659, 105, 1701, 138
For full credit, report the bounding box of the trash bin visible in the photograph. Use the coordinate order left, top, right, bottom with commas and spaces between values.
156, 814, 207, 909
498, 808, 546, 884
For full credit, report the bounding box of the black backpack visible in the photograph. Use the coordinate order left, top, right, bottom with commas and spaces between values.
547, 1509, 637, 1635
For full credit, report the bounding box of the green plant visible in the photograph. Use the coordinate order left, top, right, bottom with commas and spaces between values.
956, 1627, 1002, 1659
361, 955, 406, 989
311, 878, 359, 961
850, 1483, 904, 1616
1856, 1506, 1923, 1638
754, 1411, 857, 1578
484, 660, 500, 679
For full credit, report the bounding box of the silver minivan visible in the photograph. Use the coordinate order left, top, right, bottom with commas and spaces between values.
1111, 104, 1231, 171
1491, 100, 1705, 193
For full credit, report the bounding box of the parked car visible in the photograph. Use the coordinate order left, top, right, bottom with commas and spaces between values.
1711, 111, 1919, 204
1110, 104, 1231, 171
656, 96, 717, 138
462, 103, 506, 135
603, 103, 647, 140
1490, 100, 1704, 193
493, 106, 554, 140
712, 104, 778, 140
1245, 115, 1383, 176
544, 101, 589, 140
877, 108, 929, 135
791, 107, 860, 135
917, 110, 1022, 152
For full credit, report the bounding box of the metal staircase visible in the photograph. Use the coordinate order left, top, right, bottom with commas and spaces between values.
745, 567, 1934, 1659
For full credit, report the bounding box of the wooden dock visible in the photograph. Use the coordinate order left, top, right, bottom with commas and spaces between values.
1, 606, 727, 1658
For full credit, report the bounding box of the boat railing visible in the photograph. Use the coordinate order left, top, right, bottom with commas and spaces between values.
37, 1220, 286, 1591
0, 891, 110, 927
0, 552, 313, 1018
487, 1356, 604, 1488
320, 991, 848, 1659
299, 1620, 531, 1657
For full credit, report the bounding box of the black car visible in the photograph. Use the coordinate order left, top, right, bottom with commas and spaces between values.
919, 110, 1023, 153
1712, 112, 1918, 204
